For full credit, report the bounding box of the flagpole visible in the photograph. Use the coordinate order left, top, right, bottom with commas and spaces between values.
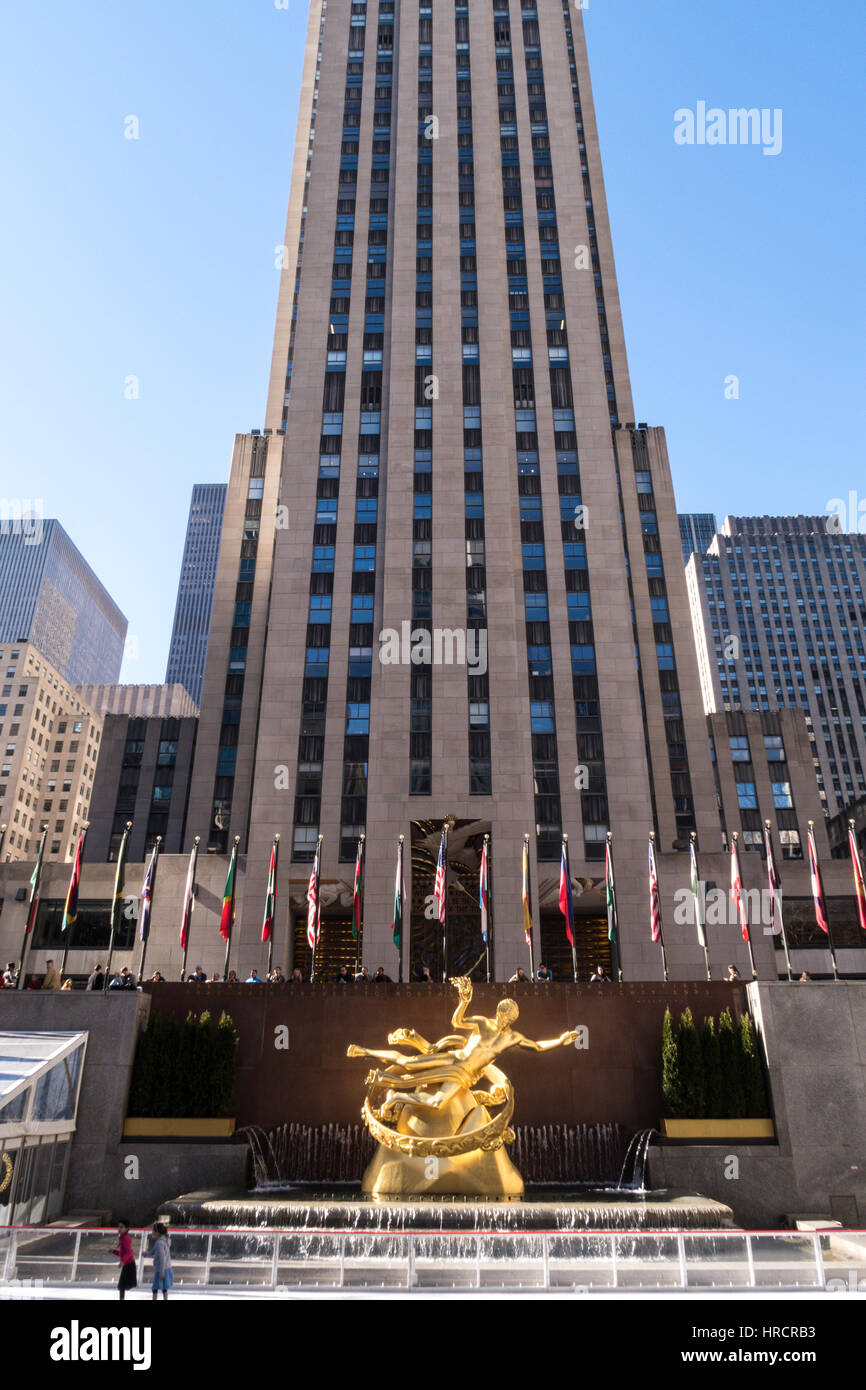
353, 834, 365, 976
563, 835, 578, 983
396, 834, 404, 983
266, 835, 279, 977
104, 822, 132, 990
180, 837, 200, 980
60, 822, 88, 977
223, 836, 240, 982
850, 819, 866, 936
17, 825, 47, 990
649, 832, 668, 982
138, 836, 161, 982
483, 834, 492, 982
690, 833, 711, 981
764, 820, 792, 981
0, 823, 6, 862
606, 832, 623, 982
310, 834, 323, 982
523, 835, 536, 980
441, 823, 449, 983
731, 833, 758, 981
809, 820, 839, 981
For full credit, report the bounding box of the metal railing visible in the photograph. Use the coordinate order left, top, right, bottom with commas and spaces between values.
2, 1225, 865, 1293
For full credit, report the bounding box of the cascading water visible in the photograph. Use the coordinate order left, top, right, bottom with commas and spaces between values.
238, 1121, 632, 1187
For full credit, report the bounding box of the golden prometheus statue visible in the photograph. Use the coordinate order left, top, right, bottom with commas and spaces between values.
347, 976, 578, 1197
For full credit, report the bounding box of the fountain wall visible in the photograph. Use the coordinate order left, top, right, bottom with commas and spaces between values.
141, 979, 743, 1131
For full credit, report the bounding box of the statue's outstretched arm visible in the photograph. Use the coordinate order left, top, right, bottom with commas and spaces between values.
518, 1029, 579, 1053
449, 976, 475, 1031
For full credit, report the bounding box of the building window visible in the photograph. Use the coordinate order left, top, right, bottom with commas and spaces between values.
772, 781, 793, 808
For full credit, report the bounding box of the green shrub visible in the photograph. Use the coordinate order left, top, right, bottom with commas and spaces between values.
193, 1010, 214, 1116
740, 1012, 770, 1117
126, 1009, 238, 1118
173, 1012, 199, 1117
701, 1016, 723, 1119
718, 1007, 747, 1118
127, 1013, 159, 1117
678, 1008, 706, 1117
661, 1007, 685, 1118
212, 1012, 240, 1118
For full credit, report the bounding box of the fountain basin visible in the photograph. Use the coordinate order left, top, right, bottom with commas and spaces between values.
160, 1185, 735, 1232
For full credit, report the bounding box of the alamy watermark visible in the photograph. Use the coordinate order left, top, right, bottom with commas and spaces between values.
0, 499, 43, 546
674, 103, 783, 157
674, 883, 782, 933
379, 622, 488, 675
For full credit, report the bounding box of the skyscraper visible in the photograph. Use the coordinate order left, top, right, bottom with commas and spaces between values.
687, 515, 866, 819
166, 484, 226, 706
679, 513, 718, 565
0, 520, 126, 684
186, 0, 720, 980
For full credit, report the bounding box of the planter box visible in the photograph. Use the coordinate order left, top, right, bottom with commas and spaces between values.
660, 1118, 775, 1140
122, 1118, 236, 1139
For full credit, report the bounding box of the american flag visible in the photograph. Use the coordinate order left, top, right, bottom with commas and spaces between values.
434, 832, 447, 929
306, 841, 321, 949
730, 838, 750, 943
479, 840, 489, 944
807, 824, 829, 935
764, 825, 783, 938
648, 836, 662, 943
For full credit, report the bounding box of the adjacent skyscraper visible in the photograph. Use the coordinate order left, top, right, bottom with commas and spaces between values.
0, 520, 126, 684
166, 485, 226, 706
186, 0, 720, 980
687, 515, 866, 818
679, 513, 718, 565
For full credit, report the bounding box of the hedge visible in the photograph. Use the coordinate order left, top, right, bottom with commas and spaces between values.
127, 1010, 239, 1118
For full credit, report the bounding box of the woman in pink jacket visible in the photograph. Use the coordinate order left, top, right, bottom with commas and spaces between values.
110, 1220, 137, 1299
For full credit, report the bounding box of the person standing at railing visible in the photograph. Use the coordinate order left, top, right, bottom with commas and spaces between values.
148, 1223, 173, 1301
109, 1220, 137, 1300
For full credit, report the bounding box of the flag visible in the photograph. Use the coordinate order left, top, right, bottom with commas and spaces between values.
352, 837, 364, 941
764, 825, 783, 938
479, 840, 489, 943
648, 837, 662, 943
559, 839, 574, 947
110, 823, 131, 941
522, 838, 533, 946
434, 831, 447, 929
62, 832, 85, 932
26, 827, 47, 934
306, 840, 321, 949
139, 844, 159, 943
850, 825, 866, 934
604, 838, 618, 945
730, 838, 750, 943
220, 842, 237, 943
689, 839, 706, 948
180, 841, 197, 951
807, 824, 829, 935
392, 838, 404, 950
262, 839, 278, 944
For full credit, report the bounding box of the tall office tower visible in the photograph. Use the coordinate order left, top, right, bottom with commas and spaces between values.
679, 513, 718, 565
186, 0, 719, 981
0, 520, 126, 684
165, 485, 226, 706
687, 516, 866, 819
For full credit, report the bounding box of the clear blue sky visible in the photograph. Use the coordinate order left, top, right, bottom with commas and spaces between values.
1, 0, 863, 683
